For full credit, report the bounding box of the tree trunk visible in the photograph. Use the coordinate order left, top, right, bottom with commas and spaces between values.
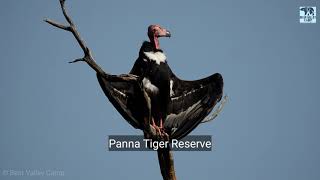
157, 148, 177, 180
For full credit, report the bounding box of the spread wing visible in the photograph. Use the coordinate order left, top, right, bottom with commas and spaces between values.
97, 74, 147, 129
165, 73, 223, 140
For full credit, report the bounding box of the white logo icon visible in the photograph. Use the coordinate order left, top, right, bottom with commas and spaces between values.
300, 7, 316, 23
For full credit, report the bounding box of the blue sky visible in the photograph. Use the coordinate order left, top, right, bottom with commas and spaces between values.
0, 0, 320, 180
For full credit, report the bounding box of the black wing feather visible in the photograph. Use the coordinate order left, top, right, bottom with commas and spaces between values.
97, 74, 147, 129
165, 73, 223, 140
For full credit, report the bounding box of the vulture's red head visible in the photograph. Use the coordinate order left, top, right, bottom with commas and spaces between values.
148, 24, 171, 50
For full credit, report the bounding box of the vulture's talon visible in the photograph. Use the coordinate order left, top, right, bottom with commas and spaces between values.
145, 124, 170, 142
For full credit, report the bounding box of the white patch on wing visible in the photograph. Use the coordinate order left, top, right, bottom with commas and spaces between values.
170, 80, 174, 97
144, 51, 166, 65
113, 87, 126, 97
170, 86, 206, 101
142, 78, 159, 94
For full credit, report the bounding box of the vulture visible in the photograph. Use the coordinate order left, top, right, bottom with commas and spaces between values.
97, 25, 223, 140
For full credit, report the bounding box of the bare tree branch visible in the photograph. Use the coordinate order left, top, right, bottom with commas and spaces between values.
69, 58, 85, 63
44, 0, 138, 83
44, 0, 90, 58
59, 0, 74, 26
44, 19, 69, 30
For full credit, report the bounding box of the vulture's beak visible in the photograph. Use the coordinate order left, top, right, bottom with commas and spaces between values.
157, 29, 171, 38
165, 30, 171, 38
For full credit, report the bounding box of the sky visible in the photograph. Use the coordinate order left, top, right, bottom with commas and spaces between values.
0, 0, 319, 180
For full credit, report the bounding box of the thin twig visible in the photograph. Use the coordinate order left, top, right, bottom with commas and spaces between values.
44, 0, 88, 56
44, 0, 138, 83
59, 0, 74, 26
44, 19, 70, 30
69, 58, 85, 63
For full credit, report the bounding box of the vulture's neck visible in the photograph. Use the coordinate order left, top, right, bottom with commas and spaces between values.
139, 41, 166, 65
150, 36, 160, 50
140, 41, 163, 54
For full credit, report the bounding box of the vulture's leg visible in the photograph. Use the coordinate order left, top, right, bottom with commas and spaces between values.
159, 118, 169, 139
150, 117, 168, 140
159, 118, 163, 129
142, 88, 157, 139
141, 84, 167, 140
157, 147, 177, 180
152, 118, 162, 135
142, 87, 164, 140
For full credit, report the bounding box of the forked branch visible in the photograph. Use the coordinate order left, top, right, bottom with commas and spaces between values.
45, 0, 88, 59
44, 0, 137, 82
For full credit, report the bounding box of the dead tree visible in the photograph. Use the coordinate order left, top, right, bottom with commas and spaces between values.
45, 1, 176, 179
45, 0, 138, 83
45, 1, 227, 180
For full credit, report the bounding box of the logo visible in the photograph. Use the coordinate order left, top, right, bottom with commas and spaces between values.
300, 6, 316, 23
